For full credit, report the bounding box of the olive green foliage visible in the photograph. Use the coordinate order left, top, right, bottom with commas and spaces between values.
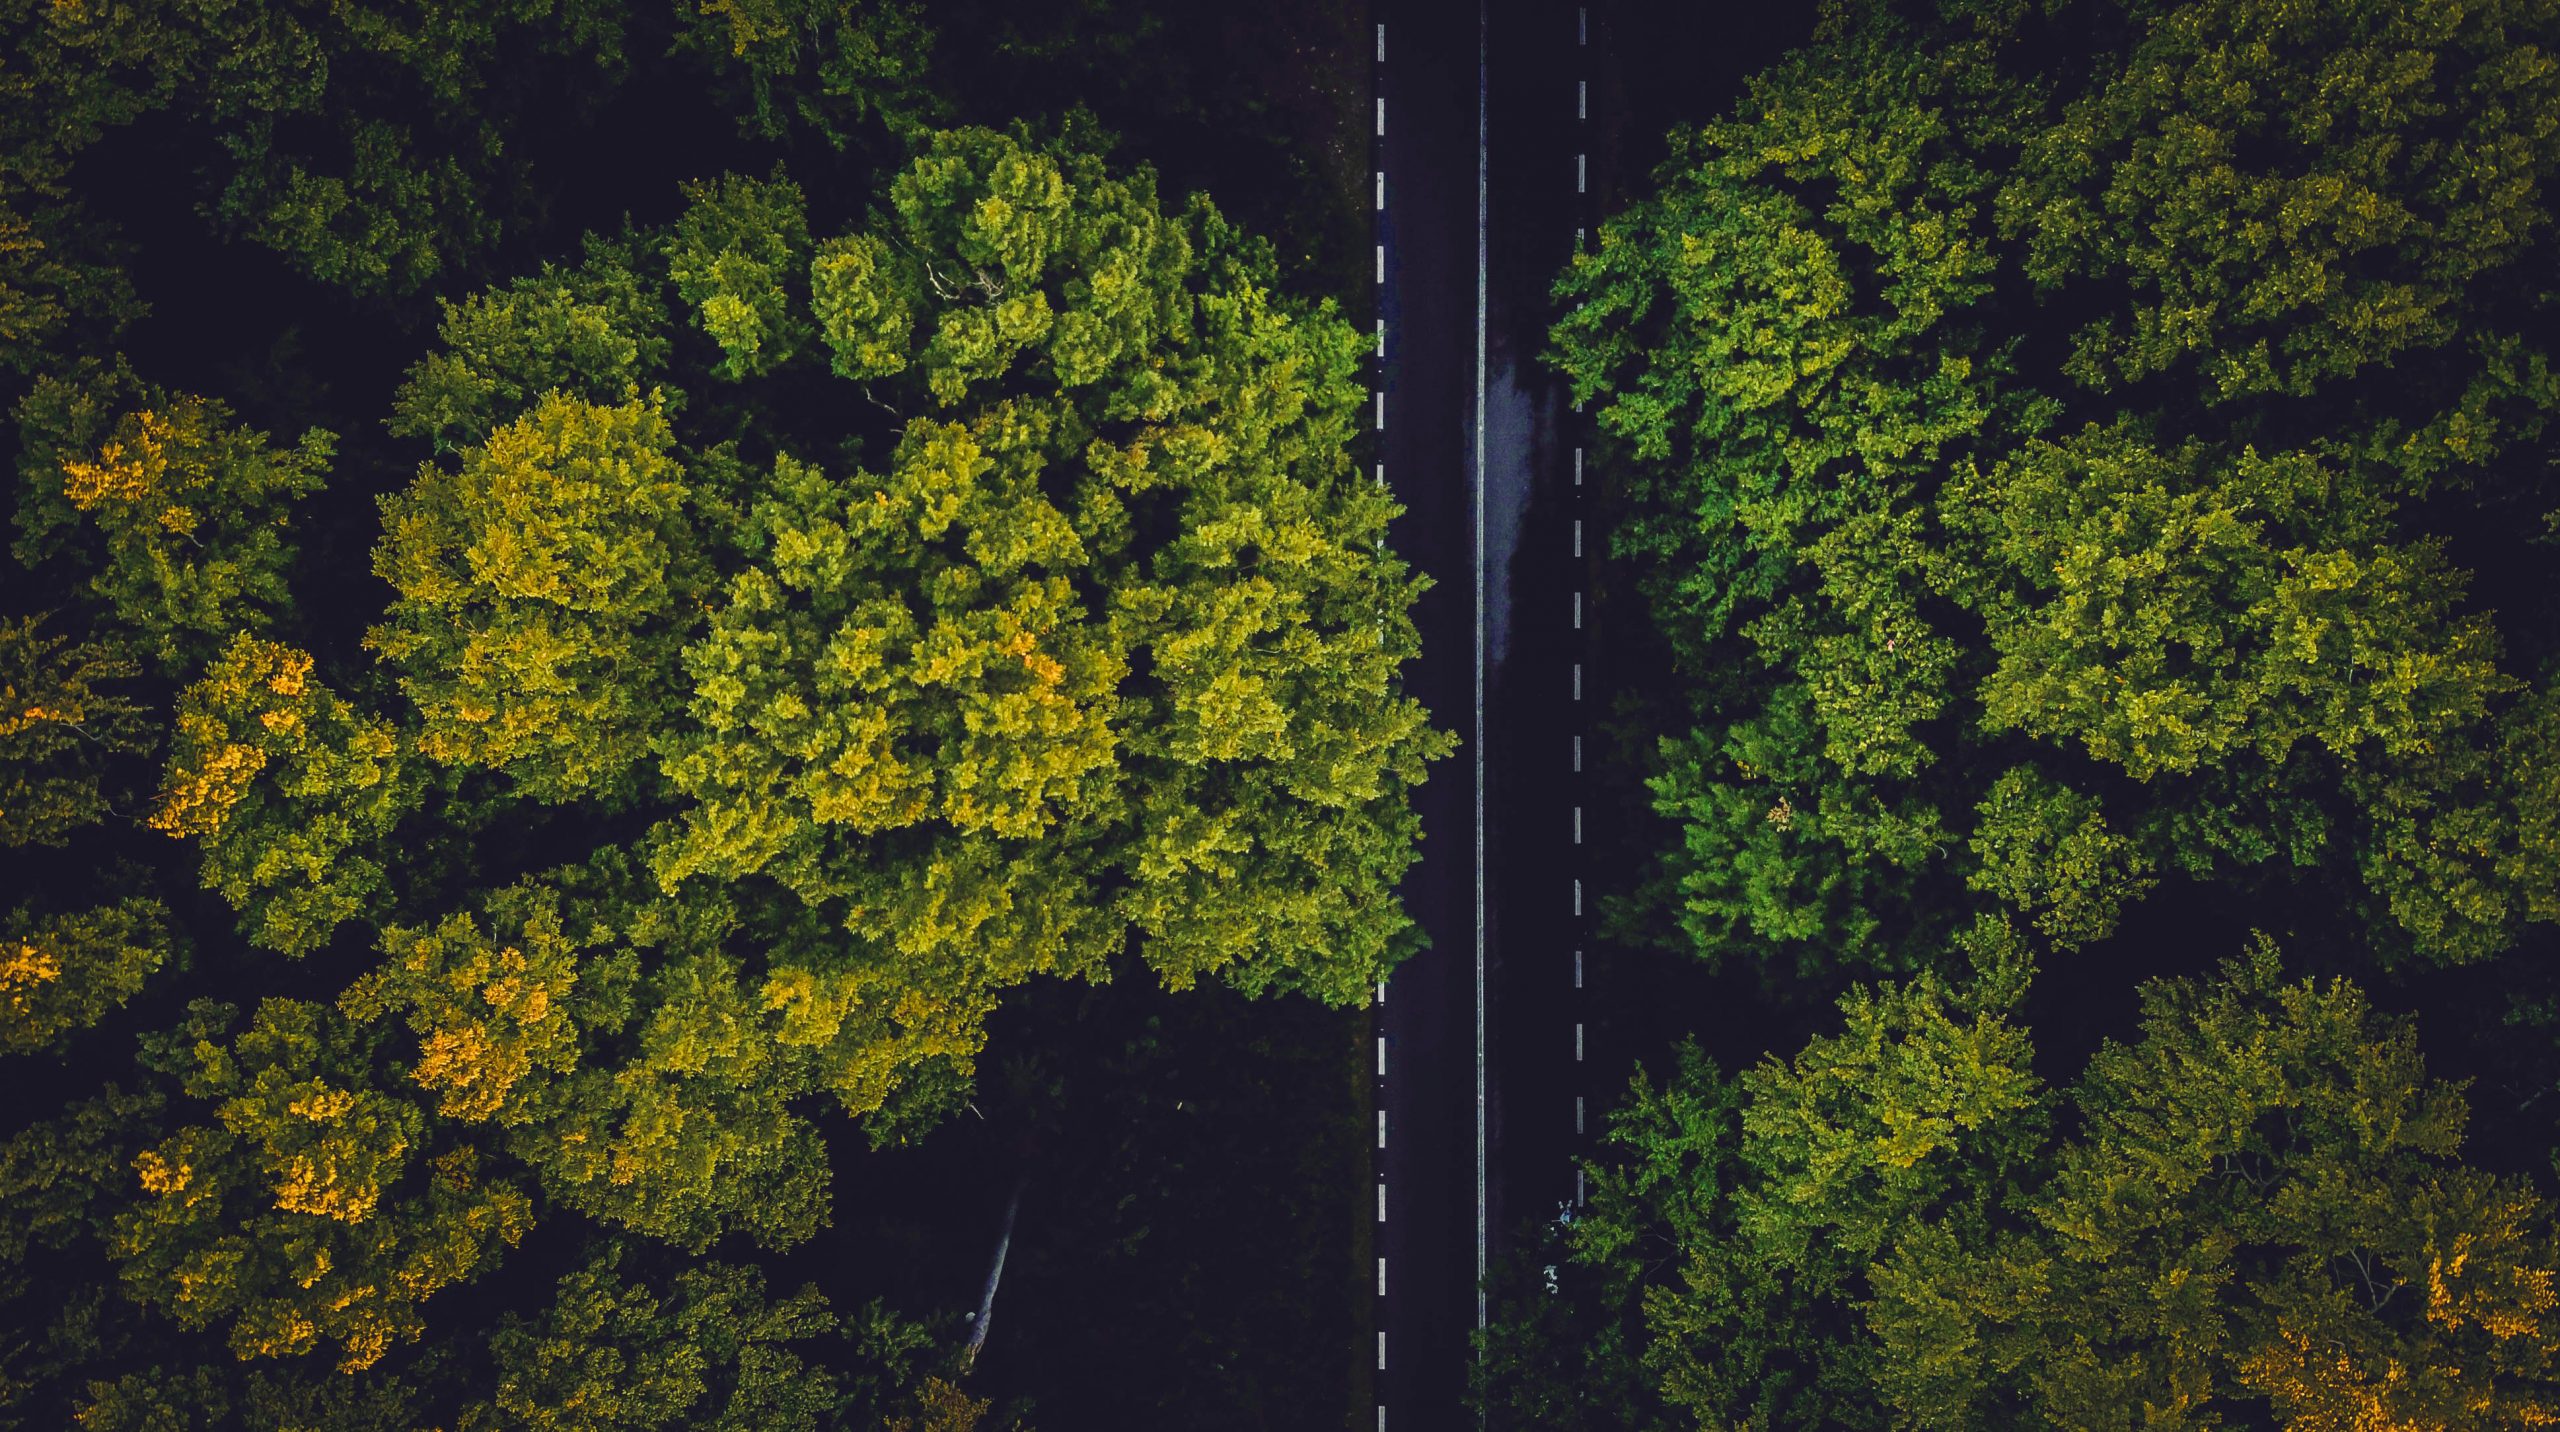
153, 636, 414, 956
0, 0, 960, 319
460, 1248, 841, 1432
0, 1084, 169, 1421
19, 114, 1427, 1407
14, 368, 329, 675
1517, 941, 2560, 1428
0, 194, 137, 376
70, 1363, 423, 1432
371, 391, 699, 804
1873, 942, 2560, 1428
669, 173, 819, 381
107, 999, 533, 1372
0, 614, 149, 848
673, 0, 941, 147
1559, 0, 2560, 979
345, 866, 830, 1252
597, 127, 1438, 1118
0, 0, 629, 298
0, 894, 177, 1055
388, 239, 674, 454
3, 0, 1399, 1418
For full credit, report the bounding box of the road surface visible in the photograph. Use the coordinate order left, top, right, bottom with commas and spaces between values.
1368, 1, 1822, 1422
1372, 1, 1590, 1426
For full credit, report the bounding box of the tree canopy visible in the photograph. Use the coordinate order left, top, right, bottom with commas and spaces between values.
1495, 0, 2560, 1421
1492, 938, 2560, 1428
1557, 0, 2560, 984
1, 5, 1413, 1411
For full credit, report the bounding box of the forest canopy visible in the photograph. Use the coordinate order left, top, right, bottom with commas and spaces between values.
1555, 0, 2560, 987
1492, 0, 2560, 1423
2, 1, 1410, 1423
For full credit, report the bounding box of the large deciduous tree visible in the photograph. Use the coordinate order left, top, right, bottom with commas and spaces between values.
1557, 0, 2560, 982
1498, 937, 2560, 1428
366, 126, 1444, 1151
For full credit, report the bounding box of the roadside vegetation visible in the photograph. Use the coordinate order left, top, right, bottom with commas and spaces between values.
1487, 0, 2560, 1424
1, 2, 1408, 1427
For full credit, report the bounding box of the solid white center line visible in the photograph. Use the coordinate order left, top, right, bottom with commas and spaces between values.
1473, 0, 1492, 1342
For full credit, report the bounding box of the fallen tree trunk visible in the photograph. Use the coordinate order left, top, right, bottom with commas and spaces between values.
962, 1175, 1026, 1370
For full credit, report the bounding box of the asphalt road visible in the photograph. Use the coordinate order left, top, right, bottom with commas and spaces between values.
1374, 2, 1592, 1426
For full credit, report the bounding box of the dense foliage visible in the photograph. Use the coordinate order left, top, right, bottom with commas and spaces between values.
1488, 942, 2560, 1427
1557, 0, 2560, 985
2, 0, 1402, 1422
1494, 0, 2560, 1421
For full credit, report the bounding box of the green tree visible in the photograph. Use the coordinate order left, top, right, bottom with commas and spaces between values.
0, 0, 633, 298
153, 636, 415, 956
1, 894, 178, 1055
1504, 937, 2560, 1427
371, 391, 700, 805
106, 999, 532, 1372
0, 194, 136, 376
667, 172, 817, 382
363, 125, 1447, 1135
672, 0, 940, 147
1559, 0, 2560, 980
1871, 941, 2560, 1428
0, 614, 149, 848
14, 368, 329, 676
460, 1247, 842, 1432
0, 1084, 167, 1428
346, 866, 830, 1252
388, 238, 673, 456
1563, 931, 2044, 1430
